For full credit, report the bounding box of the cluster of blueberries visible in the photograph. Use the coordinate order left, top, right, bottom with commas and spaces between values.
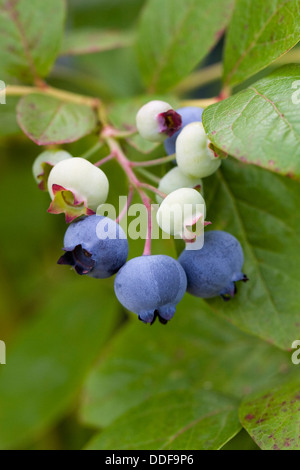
32, 101, 248, 325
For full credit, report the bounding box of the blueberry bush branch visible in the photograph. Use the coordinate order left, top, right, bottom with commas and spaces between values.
4, 84, 101, 109
94, 154, 115, 168
135, 167, 161, 185
138, 183, 167, 200
116, 185, 134, 224
2, 84, 214, 118
130, 154, 177, 167
102, 135, 155, 257
1, 0, 300, 452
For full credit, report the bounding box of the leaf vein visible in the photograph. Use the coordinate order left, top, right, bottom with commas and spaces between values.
4, 0, 40, 83
249, 86, 300, 145
226, 0, 291, 83
217, 171, 287, 341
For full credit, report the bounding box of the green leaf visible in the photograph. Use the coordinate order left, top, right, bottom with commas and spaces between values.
80, 295, 290, 429
86, 390, 241, 450
17, 94, 98, 145
68, 0, 145, 30
240, 376, 300, 450
0, 278, 120, 450
204, 158, 300, 350
137, 0, 235, 92
203, 65, 300, 178
0, 0, 66, 83
224, 0, 300, 87
60, 29, 134, 56
72, 47, 144, 100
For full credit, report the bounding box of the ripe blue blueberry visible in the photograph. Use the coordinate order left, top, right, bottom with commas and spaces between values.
178, 231, 248, 300
164, 106, 204, 155
58, 215, 129, 279
114, 255, 187, 324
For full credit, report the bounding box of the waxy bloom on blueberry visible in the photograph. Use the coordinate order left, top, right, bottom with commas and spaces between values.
33, 150, 73, 191
58, 215, 129, 279
47, 157, 109, 223
164, 106, 204, 156
156, 166, 203, 204
157, 188, 207, 241
136, 100, 182, 143
176, 122, 222, 178
179, 230, 248, 300
114, 255, 187, 324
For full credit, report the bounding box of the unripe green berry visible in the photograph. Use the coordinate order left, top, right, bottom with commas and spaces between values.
48, 157, 109, 212
156, 166, 203, 204
176, 122, 221, 178
136, 100, 182, 143
33, 150, 73, 191
156, 188, 206, 241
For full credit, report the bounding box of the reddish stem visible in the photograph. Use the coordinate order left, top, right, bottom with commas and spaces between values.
116, 185, 134, 224
94, 154, 115, 167
139, 183, 167, 200
105, 137, 153, 256
101, 125, 137, 139
217, 86, 231, 101
130, 154, 176, 168
140, 192, 152, 256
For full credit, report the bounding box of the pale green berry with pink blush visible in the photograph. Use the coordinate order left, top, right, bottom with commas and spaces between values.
47, 157, 109, 223
32, 150, 73, 191
136, 100, 182, 143
156, 166, 203, 204
176, 122, 222, 178
156, 188, 207, 241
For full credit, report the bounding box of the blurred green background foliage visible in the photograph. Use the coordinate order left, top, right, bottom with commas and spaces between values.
0, 0, 300, 450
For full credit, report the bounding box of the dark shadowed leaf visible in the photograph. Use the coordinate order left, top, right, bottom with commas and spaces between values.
68, 0, 145, 30
203, 65, 300, 178
221, 429, 260, 450
17, 94, 98, 145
